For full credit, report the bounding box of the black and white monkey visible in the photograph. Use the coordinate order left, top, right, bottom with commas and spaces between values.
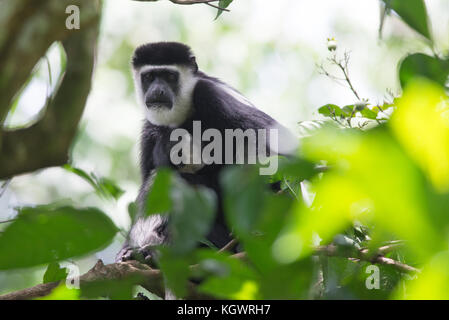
116, 42, 296, 265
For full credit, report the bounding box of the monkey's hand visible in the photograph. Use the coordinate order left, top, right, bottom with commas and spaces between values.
116, 244, 160, 268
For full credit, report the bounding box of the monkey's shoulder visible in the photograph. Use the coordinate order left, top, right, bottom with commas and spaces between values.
192, 77, 275, 130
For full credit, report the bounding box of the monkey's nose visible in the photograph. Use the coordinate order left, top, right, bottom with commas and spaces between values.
156, 88, 165, 97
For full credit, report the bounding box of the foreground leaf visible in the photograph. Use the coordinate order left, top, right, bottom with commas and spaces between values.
399, 54, 449, 89
0, 206, 118, 270
144, 168, 173, 216
63, 164, 124, 200
43, 262, 68, 283
383, 0, 431, 40
215, 0, 233, 19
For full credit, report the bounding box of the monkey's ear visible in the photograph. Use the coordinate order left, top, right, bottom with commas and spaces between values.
189, 55, 198, 73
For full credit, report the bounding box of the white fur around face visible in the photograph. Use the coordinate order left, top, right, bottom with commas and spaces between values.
133, 65, 198, 127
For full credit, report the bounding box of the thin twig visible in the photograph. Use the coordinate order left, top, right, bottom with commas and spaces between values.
329, 51, 361, 101
205, 2, 230, 11
315, 243, 418, 274
219, 238, 238, 252
133, 0, 220, 4
169, 0, 219, 4
0, 180, 11, 198
0, 219, 16, 224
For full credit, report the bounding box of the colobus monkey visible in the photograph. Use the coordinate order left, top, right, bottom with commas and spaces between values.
116, 42, 296, 265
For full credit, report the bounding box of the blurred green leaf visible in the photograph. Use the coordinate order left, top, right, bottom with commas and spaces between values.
169, 177, 217, 255
37, 283, 80, 300
276, 156, 318, 182
195, 249, 260, 299
395, 252, 449, 299
383, 0, 431, 40
63, 164, 124, 200
43, 262, 68, 283
158, 249, 191, 298
158, 178, 217, 298
222, 166, 270, 235
342, 105, 355, 116
144, 168, 173, 216
286, 125, 443, 262
399, 53, 449, 89
0, 205, 118, 269
222, 165, 304, 275
127, 201, 138, 224
258, 258, 314, 299
81, 276, 142, 300
391, 79, 449, 192
360, 108, 378, 120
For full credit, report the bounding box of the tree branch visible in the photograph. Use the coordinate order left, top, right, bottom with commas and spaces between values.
132, 0, 230, 11
0, 260, 164, 300
0, 0, 102, 179
218, 238, 238, 252
0, 243, 415, 301
315, 243, 419, 274
0, 253, 247, 300
132, 0, 220, 5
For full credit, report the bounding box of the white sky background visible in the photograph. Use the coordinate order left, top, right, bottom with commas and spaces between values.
1, 0, 448, 265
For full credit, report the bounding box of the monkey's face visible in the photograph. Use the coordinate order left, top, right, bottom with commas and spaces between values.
141, 69, 179, 110
134, 64, 198, 127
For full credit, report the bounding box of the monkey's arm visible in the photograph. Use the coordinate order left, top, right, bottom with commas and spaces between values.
116, 171, 169, 263
116, 125, 170, 263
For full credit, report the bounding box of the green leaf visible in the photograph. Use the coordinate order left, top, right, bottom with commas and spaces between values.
215, 0, 233, 19
158, 179, 217, 298
342, 105, 356, 117
360, 108, 378, 120
383, 0, 431, 40
222, 166, 295, 272
144, 168, 173, 216
399, 53, 449, 89
169, 178, 217, 255
95, 176, 125, 200
222, 166, 269, 235
391, 79, 449, 194
127, 201, 138, 224
38, 283, 80, 300
81, 276, 142, 300
258, 259, 314, 299
300, 125, 444, 261
318, 104, 346, 118
158, 249, 191, 298
63, 164, 124, 200
276, 156, 318, 182
0, 205, 118, 270
195, 249, 260, 299
43, 262, 68, 283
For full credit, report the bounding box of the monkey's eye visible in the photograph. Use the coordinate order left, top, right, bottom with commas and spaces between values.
156, 224, 167, 238
166, 72, 178, 83
142, 73, 154, 83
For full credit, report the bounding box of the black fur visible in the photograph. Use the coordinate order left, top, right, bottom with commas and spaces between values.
132, 42, 195, 69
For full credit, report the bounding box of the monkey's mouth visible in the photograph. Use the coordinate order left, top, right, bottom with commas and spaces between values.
146, 100, 173, 109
